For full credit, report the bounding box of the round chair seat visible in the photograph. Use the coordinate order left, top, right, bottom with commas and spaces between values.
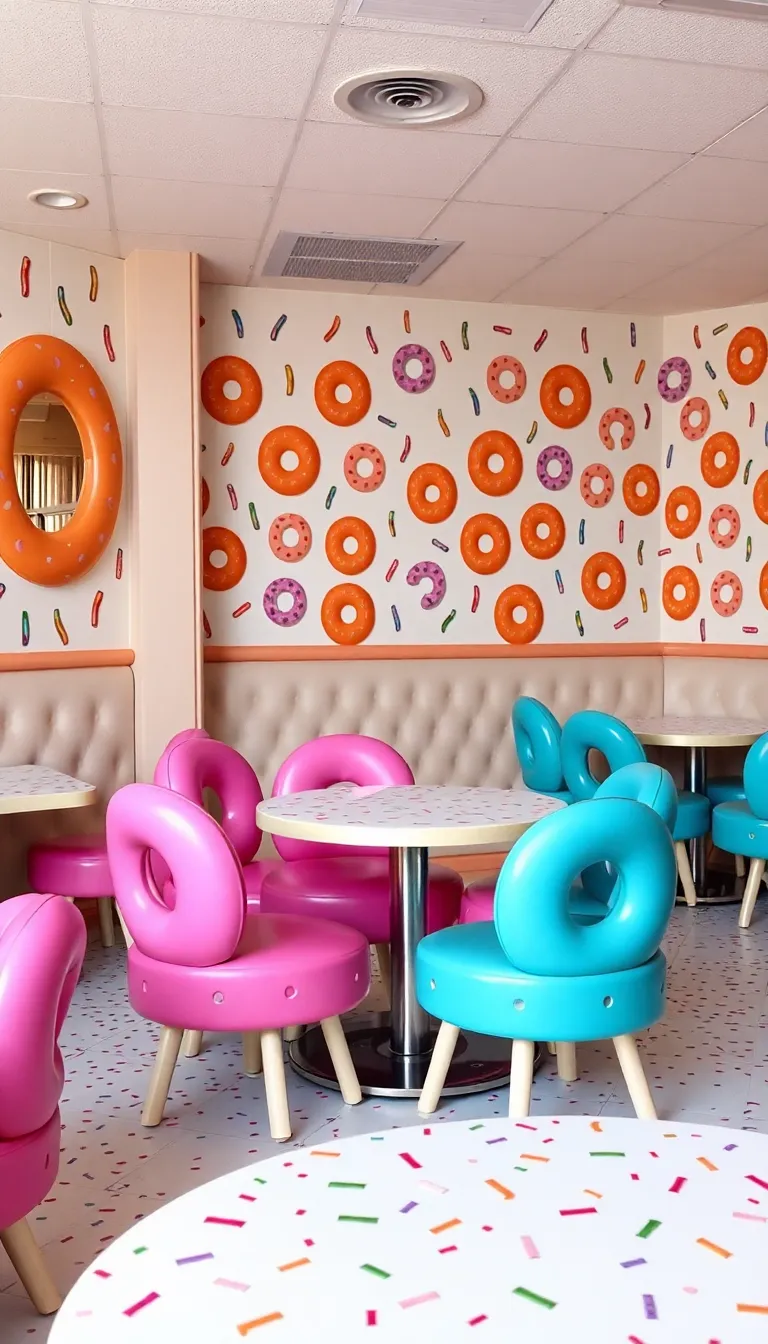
260, 856, 463, 944
28, 835, 112, 899
672, 791, 710, 842
548, 788, 574, 803
706, 775, 746, 806
416, 921, 666, 1042
127, 912, 370, 1034
242, 858, 281, 906
460, 879, 608, 926
0, 1111, 60, 1231
712, 801, 768, 860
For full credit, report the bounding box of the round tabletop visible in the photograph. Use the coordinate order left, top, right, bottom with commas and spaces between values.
629, 716, 764, 749
257, 784, 564, 849
50, 1115, 768, 1343
0, 765, 96, 815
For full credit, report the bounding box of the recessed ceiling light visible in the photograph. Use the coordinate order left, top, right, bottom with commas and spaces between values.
28, 188, 88, 211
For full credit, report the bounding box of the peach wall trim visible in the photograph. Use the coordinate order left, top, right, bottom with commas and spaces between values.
204, 642, 768, 662
0, 649, 134, 670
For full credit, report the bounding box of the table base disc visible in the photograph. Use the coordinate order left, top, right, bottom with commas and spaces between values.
289, 1020, 530, 1098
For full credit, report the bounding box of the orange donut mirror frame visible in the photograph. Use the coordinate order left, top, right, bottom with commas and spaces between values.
0, 335, 123, 587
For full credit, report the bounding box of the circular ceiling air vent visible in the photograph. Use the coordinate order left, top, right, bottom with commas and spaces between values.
334, 70, 484, 128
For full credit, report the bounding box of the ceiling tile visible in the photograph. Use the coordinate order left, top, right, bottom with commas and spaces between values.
252, 276, 375, 293
0, 99, 102, 175
705, 108, 768, 163
93, 0, 336, 16
679, 224, 768, 288
609, 265, 765, 315
342, 0, 619, 48
92, 8, 327, 116
286, 121, 494, 197
624, 156, 768, 226
305, 28, 570, 136
516, 52, 768, 153
265, 189, 443, 238
111, 177, 272, 240
3, 223, 118, 256
0, 0, 92, 102
374, 245, 541, 300
102, 107, 295, 186
590, 5, 768, 69
118, 232, 256, 284
459, 139, 689, 212
557, 212, 750, 268
432, 199, 604, 257
496, 255, 671, 308
0, 172, 110, 230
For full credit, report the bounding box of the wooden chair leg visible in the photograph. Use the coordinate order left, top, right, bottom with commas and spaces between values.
261, 1029, 291, 1141
115, 903, 133, 948
243, 1031, 262, 1077
418, 1021, 459, 1115
509, 1039, 535, 1119
739, 857, 766, 929
675, 841, 697, 907
546, 1041, 557, 1055
555, 1041, 579, 1082
142, 1026, 183, 1126
183, 1029, 203, 1057
320, 1017, 362, 1105
283, 1025, 303, 1043
613, 1034, 656, 1119
98, 897, 115, 948
735, 853, 746, 878
374, 942, 391, 1006
0, 1218, 61, 1315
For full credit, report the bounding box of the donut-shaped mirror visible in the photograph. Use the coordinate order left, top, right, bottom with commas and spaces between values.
0, 335, 122, 586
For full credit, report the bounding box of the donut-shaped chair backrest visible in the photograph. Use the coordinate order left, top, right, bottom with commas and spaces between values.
154, 727, 209, 782
0, 893, 86, 1140
106, 783, 246, 967
154, 736, 263, 865
494, 797, 676, 977
744, 731, 768, 819
582, 763, 678, 906
561, 710, 646, 801
511, 696, 565, 794
271, 734, 414, 861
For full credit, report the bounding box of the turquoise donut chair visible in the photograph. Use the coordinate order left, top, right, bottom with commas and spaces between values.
512, 696, 572, 801
416, 796, 676, 1119
712, 731, 768, 929
562, 709, 708, 908
706, 775, 747, 880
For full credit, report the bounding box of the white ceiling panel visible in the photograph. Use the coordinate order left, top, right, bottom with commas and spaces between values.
102, 107, 295, 186
433, 199, 604, 256
286, 122, 494, 197
92, 8, 327, 116
459, 138, 689, 212
6, 223, 119, 257
0, 171, 110, 231
624, 155, 768, 225
342, 0, 619, 47
111, 177, 273, 239
608, 264, 765, 314
516, 52, 768, 152
252, 276, 376, 292
265, 189, 444, 238
118, 232, 256, 284
556, 212, 750, 268
93, 0, 337, 17
374, 244, 542, 300
305, 27, 570, 136
0, 0, 92, 102
693, 223, 768, 279
496, 254, 672, 308
590, 5, 768, 69
0, 99, 102, 175
705, 108, 768, 163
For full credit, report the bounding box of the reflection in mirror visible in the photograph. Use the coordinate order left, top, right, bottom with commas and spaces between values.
13, 395, 84, 532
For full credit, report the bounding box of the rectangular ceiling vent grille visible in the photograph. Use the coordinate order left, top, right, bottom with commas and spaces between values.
262, 231, 460, 286
350, 0, 554, 32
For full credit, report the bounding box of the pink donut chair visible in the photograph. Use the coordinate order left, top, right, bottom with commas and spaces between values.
259, 734, 464, 992
0, 892, 86, 1316
27, 728, 208, 951
106, 783, 370, 1141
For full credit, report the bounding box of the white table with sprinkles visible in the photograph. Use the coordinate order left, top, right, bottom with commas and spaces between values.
49, 1115, 768, 1342
0, 764, 96, 814
257, 784, 564, 1098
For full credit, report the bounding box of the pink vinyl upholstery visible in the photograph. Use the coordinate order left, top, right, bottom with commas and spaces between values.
0, 893, 86, 1313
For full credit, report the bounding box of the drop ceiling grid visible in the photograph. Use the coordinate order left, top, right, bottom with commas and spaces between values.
0, 0, 767, 311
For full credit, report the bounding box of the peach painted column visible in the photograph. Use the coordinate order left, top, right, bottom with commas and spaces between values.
125, 251, 202, 781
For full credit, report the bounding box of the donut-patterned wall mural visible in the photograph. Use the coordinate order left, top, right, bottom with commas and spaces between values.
199, 287, 664, 648
660, 303, 768, 646
0, 228, 128, 653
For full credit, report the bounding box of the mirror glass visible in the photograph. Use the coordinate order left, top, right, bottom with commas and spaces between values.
13, 394, 84, 532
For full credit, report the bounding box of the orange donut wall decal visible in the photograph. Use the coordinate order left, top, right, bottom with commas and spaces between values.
0, 335, 123, 588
